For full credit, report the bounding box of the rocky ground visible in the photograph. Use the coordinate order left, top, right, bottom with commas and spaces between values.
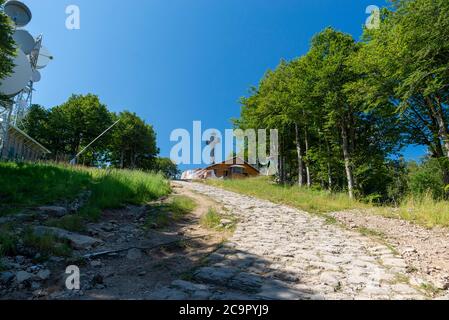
332, 210, 449, 294
2, 181, 448, 300
0, 185, 231, 300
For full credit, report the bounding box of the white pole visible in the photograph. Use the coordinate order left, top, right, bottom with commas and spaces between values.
70, 119, 120, 165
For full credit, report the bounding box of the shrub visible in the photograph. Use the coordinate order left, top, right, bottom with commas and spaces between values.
408, 159, 446, 200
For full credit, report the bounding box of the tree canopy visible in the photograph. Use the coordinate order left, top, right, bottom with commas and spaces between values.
236, 0, 449, 202
21, 94, 171, 174
0, 0, 16, 102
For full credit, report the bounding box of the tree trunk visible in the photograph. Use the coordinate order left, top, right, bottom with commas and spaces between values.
304, 127, 312, 187
326, 139, 333, 191
279, 155, 285, 184
341, 123, 355, 199
295, 123, 305, 187
278, 138, 284, 184
120, 151, 124, 169
428, 96, 449, 159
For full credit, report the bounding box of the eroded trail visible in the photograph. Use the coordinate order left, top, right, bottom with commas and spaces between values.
149, 181, 428, 300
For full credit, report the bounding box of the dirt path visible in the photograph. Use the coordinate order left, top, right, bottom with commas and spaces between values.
72, 184, 231, 300
1, 184, 230, 300
147, 181, 430, 300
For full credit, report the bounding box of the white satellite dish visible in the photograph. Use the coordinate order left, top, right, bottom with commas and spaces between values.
12, 29, 35, 55
0, 49, 32, 96
4, 1, 32, 27
31, 70, 41, 83
36, 46, 53, 69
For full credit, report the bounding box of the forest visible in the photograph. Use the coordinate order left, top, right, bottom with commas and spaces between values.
235, 0, 449, 204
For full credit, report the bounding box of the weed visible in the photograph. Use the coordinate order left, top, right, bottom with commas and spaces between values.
200, 208, 222, 229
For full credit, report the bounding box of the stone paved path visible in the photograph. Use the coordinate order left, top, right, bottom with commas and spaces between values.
148, 182, 427, 300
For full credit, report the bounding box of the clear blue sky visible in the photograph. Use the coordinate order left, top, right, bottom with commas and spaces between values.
25, 0, 426, 169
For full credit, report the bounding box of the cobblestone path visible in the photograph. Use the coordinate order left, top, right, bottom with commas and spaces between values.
149, 182, 426, 300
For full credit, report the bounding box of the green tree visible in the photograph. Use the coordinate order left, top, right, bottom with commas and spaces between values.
22, 95, 114, 163
21, 104, 50, 144
0, 0, 16, 102
236, 27, 402, 201
52, 94, 113, 159
408, 158, 446, 200
352, 0, 449, 188
150, 157, 180, 179
109, 111, 159, 169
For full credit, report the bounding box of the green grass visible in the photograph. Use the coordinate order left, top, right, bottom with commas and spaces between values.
200, 208, 222, 229
420, 283, 442, 297
0, 229, 17, 257
46, 215, 86, 233
207, 176, 449, 229
169, 196, 197, 220
146, 195, 197, 229
23, 227, 72, 258
0, 162, 172, 221
0, 162, 91, 215
378, 193, 449, 228
79, 168, 172, 220
206, 176, 369, 214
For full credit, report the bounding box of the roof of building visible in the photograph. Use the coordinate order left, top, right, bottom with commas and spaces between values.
205, 156, 260, 173
9, 125, 51, 154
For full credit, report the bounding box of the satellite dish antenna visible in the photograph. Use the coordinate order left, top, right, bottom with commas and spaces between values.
4, 1, 32, 27
36, 46, 53, 69
0, 49, 32, 96
12, 29, 35, 55
31, 70, 41, 83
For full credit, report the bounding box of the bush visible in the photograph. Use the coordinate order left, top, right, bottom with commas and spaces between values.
408, 159, 446, 200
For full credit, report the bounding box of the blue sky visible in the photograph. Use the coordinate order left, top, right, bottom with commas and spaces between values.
24, 0, 426, 169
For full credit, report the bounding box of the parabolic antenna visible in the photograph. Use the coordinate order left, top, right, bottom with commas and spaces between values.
12, 29, 35, 55
31, 70, 41, 83
0, 49, 32, 96
36, 46, 53, 69
4, 1, 32, 27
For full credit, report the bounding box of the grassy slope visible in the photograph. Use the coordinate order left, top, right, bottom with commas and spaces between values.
0, 162, 171, 219
207, 176, 369, 213
207, 177, 449, 228
0, 162, 172, 261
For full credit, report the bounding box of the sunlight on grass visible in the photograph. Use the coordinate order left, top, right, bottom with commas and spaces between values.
146, 195, 197, 229
377, 193, 449, 228
169, 196, 197, 220
207, 176, 449, 229
200, 208, 222, 229
81, 168, 172, 220
206, 176, 369, 214
0, 162, 172, 221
